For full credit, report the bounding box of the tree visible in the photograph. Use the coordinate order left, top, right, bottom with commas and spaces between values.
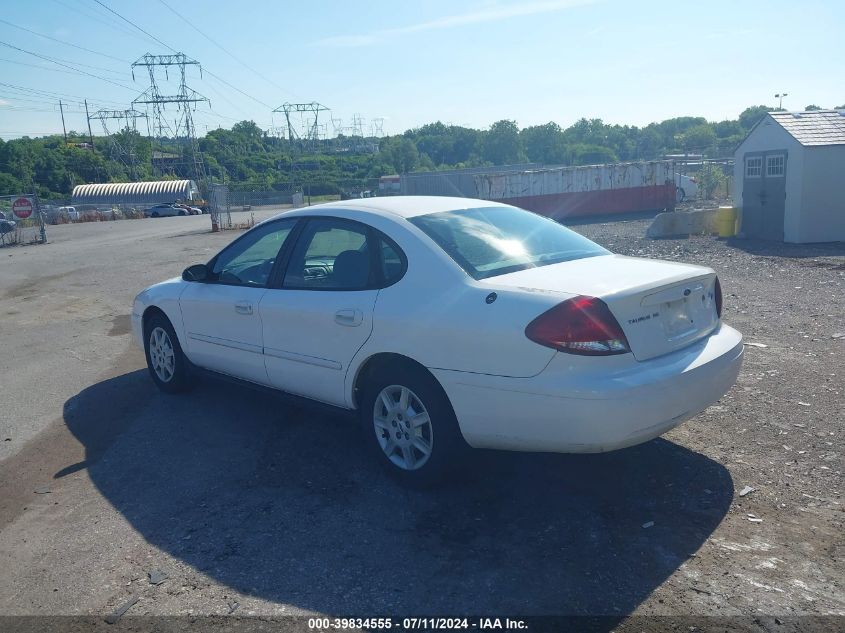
804, 104, 823, 111
0, 172, 23, 196
680, 124, 717, 152
738, 105, 773, 130
521, 122, 567, 164
383, 137, 418, 174
481, 120, 524, 165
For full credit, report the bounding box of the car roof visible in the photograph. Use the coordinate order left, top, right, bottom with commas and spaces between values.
268, 196, 511, 222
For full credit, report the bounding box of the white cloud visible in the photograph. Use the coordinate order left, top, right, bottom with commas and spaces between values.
313, 0, 597, 47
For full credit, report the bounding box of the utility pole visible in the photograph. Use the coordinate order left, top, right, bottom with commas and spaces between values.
58, 100, 68, 143
84, 99, 95, 149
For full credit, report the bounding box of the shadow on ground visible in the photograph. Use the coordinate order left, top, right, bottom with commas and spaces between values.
726, 237, 845, 260
61, 369, 733, 618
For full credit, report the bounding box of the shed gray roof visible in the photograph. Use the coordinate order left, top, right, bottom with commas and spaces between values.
770, 110, 845, 146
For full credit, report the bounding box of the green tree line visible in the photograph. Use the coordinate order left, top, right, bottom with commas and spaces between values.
1, 104, 841, 200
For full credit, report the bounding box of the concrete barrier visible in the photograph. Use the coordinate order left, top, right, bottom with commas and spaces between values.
647, 210, 718, 239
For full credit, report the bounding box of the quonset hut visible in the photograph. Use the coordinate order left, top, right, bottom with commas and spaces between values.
71, 180, 199, 208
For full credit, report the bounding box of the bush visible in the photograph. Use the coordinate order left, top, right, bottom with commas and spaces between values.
697, 163, 727, 199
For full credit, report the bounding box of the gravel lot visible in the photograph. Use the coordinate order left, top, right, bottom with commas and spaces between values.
0, 209, 842, 629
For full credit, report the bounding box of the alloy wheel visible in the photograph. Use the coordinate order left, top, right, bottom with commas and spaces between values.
149, 326, 175, 383
373, 385, 433, 470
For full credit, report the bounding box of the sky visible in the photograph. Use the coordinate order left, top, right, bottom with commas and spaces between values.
1, 0, 843, 140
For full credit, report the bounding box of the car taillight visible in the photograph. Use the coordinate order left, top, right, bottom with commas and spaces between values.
525, 295, 631, 356
714, 277, 723, 318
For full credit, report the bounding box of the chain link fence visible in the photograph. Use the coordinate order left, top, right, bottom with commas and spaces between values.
0, 194, 47, 247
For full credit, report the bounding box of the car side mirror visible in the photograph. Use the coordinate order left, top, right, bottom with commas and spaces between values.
182, 263, 209, 282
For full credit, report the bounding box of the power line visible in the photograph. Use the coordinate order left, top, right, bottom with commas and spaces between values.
0, 18, 129, 63
51, 0, 149, 43
0, 41, 134, 90
0, 81, 127, 107
89, 0, 273, 109
91, 0, 176, 53
204, 70, 272, 109
156, 0, 295, 99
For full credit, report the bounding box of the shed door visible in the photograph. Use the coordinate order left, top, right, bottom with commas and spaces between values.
742, 151, 786, 241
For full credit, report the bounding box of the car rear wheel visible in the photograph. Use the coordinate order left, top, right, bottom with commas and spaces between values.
360, 363, 466, 486
150, 211, 160, 218
144, 313, 191, 393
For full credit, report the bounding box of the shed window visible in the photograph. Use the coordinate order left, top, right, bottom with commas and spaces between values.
745, 156, 762, 178
766, 155, 785, 177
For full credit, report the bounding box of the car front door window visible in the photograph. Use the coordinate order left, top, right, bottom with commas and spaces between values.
212, 219, 297, 287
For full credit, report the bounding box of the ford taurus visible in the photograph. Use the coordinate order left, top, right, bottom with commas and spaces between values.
132, 197, 743, 484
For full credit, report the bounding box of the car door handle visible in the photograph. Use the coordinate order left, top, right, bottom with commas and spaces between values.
234, 301, 253, 315
335, 309, 363, 327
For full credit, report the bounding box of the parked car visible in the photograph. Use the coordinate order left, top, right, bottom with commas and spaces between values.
675, 174, 698, 202
146, 204, 186, 218
132, 197, 743, 485
173, 203, 202, 215
59, 206, 80, 221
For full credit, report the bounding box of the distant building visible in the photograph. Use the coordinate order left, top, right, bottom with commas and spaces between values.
733, 110, 845, 243
378, 175, 400, 194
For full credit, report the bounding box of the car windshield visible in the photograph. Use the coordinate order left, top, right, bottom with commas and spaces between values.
410, 206, 609, 280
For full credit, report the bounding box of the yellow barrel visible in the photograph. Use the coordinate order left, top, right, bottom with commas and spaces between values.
716, 206, 737, 237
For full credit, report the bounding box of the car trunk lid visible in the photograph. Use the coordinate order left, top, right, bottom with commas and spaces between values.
486, 254, 721, 361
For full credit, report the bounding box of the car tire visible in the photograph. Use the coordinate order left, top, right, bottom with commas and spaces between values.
178, 210, 187, 216
151, 211, 159, 218
360, 362, 467, 487
143, 313, 191, 393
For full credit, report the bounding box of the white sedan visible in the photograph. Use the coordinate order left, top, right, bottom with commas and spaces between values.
132, 197, 743, 484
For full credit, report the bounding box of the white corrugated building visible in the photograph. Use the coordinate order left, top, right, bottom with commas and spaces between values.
71, 180, 199, 206
733, 110, 845, 243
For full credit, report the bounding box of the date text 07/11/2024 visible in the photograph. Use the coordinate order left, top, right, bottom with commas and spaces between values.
307, 617, 528, 630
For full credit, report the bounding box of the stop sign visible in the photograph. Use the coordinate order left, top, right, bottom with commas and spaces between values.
12, 197, 33, 219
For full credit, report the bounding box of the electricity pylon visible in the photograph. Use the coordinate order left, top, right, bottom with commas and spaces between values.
132, 52, 209, 183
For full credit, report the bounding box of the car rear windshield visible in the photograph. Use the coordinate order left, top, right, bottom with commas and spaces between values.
410, 206, 609, 280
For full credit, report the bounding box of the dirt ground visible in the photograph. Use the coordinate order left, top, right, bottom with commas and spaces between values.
0, 209, 842, 631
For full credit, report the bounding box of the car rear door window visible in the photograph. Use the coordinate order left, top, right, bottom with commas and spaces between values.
379, 237, 406, 286
283, 219, 374, 290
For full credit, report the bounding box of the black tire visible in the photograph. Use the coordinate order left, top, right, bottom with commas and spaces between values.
360, 362, 467, 487
178, 210, 187, 216
151, 211, 160, 218
143, 312, 191, 393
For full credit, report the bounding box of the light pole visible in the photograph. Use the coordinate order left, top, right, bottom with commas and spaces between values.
775, 93, 788, 109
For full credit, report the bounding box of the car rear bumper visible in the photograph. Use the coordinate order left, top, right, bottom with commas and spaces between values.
431, 324, 743, 453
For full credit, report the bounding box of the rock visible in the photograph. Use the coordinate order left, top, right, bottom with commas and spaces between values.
739, 485, 756, 497
642, 521, 655, 529
148, 569, 168, 585
104, 595, 139, 624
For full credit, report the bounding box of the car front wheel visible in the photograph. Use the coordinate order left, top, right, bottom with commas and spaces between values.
144, 313, 191, 393
361, 364, 466, 486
